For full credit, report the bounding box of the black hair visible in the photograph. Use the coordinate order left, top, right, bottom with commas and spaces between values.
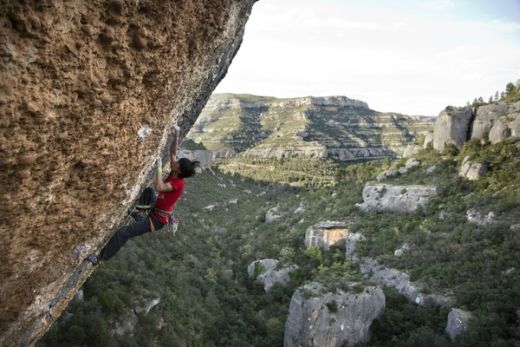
177, 158, 200, 178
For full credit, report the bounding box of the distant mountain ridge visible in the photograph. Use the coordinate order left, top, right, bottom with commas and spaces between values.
188, 94, 434, 161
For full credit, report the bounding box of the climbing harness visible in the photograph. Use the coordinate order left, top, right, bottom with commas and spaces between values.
132, 187, 179, 237
153, 207, 179, 237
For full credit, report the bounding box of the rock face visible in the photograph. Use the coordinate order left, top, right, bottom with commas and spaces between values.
0, 1, 256, 346
471, 104, 509, 141
247, 259, 297, 292
432, 101, 520, 152
188, 94, 434, 161
471, 102, 520, 143
423, 131, 434, 148
356, 183, 436, 213
445, 308, 472, 341
433, 107, 474, 151
305, 221, 349, 251
284, 282, 385, 347
459, 156, 487, 180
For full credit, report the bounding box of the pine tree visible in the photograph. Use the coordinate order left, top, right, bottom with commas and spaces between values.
506, 82, 516, 95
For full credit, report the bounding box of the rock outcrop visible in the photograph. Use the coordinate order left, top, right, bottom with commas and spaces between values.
376, 158, 420, 181
345, 234, 453, 307
359, 258, 452, 307
471, 102, 520, 143
111, 297, 160, 337
433, 107, 474, 151
247, 259, 297, 292
265, 206, 281, 223
466, 209, 495, 225
304, 221, 349, 251
284, 282, 385, 347
376, 169, 399, 182
423, 131, 434, 148
0, 1, 256, 345
471, 104, 509, 141
394, 243, 410, 257
356, 183, 436, 213
432, 101, 520, 152
445, 308, 472, 341
345, 233, 366, 259
402, 144, 422, 158
459, 156, 487, 180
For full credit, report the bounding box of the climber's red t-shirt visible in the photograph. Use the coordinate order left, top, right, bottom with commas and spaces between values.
153, 175, 185, 224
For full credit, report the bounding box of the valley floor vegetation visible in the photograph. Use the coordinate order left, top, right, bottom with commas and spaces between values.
39, 139, 520, 347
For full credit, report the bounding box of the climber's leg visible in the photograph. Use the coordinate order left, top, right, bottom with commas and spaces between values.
98, 212, 163, 261
100, 218, 151, 261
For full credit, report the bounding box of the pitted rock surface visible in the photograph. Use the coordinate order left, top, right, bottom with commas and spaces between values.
0, 1, 256, 345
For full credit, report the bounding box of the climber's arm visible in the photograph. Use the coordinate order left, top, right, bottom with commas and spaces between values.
170, 125, 180, 171
154, 157, 173, 193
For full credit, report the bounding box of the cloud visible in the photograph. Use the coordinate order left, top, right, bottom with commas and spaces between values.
215, 0, 520, 115
419, 0, 456, 11
483, 19, 520, 33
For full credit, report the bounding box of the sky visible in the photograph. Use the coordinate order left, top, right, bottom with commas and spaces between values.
214, 0, 520, 116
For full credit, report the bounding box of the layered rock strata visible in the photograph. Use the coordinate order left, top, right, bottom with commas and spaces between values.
188, 94, 434, 161
0, 1, 256, 345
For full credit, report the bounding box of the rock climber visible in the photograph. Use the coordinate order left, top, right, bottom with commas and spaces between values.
87, 126, 199, 264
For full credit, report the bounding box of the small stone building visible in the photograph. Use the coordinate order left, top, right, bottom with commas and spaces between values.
305, 221, 349, 251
